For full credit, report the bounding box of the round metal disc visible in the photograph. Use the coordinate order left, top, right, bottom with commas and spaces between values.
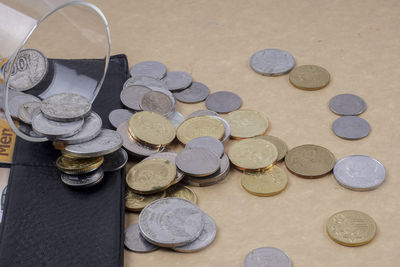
329, 94, 367, 116
120, 85, 151, 111
58, 112, 102, 144
187, 109, 220, 119
244, 247, 292, 267
205, 91, 242, 113
129, 61, 167, 79
145, 151, 185, 185
173, 82, 210, 103
108, 109, 135, 128
139, 91, 174, 116
60, 168, 104, 188
162, 71, 193, 91
332, 116, 371, 140
176, 148, 220, 177
186, 136, 224, 158
167, 111, 185, 129
18, 101, 42, 124
124, 223, 159, 253
41, 93, 91, 122
32, 112, 84, 139
250, 48, 295, 76
103, 148, 129, 172
9, 93, 41, 119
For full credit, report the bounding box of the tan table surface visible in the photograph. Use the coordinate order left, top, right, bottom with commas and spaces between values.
6, 0, 400, 266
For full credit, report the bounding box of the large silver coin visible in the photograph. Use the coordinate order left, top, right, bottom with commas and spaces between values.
187, 109, 220, 119
244, 247, 292, 267
333, 155, 386, 191
18, 101, 42, 124
162, 71, 192, 91
139, 91, 174, 116
186, 136, 224, 158
60, 168, 104, 188
145, 151, 184, 185
41, 93, 91, 122
250, 48, 295, 76
329, 94, 367, 116
332, 116, 370, 140
32, 112, 84, 139
138, 197, 204, 247
173, 82, 210, 103
130, 61, 167, 80
120, 85, 151, 111
103, 148, 128, 172
63, 129, 123, 157
205, 91, 242, 113
167, 111, 185, 129
108, 109, 135, 129
173, 213, 216, 252
9, 93, 41, 119
58, 112, 102, 144
124, 223, 159, 253
176, 148, 220, 177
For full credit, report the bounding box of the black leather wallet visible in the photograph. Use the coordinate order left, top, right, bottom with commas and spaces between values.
0, 54, 129, 266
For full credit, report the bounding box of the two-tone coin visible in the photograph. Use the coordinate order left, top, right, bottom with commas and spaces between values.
250, 48, 295, 76
58, 112, 102, 144
205, 91, 242, 113
125, 187, 166, 213
60, 168, 104, 188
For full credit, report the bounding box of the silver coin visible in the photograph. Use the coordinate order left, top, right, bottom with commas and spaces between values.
329, 94, 367, 116
333, 155, 386, 191
186, 136, 224, 158
138, 197, 204, 247
176, 148, 220, 177
130, 61, 167, 80
145, 151, 184, 185
139, 91, 174, 116
103, 148, 129, 172
162, 71, 192, 91
8, 93, 41, 119
108, 109, 135, 129
41, 93, 91, 122
216, 116, 231, 143
124, 223, 159, 253
244, 247, 292, 267
63, 129, 123, 158
173, 82, 210, 103
187, 109, 220, 119
18, 122, 45, 138
58, 112, 102, 144
17, 101, 42, 124
60, 168, 104, 188
32, 112, 84, 139
205, 91, 242, 113
120, 85, 151, 111
250, 48, 295, 76
167, 111, 185, 129
173, 213, 216, 252
332, 116, 371, 140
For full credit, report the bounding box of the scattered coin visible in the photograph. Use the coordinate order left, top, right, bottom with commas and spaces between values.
140, 90, 174, 116
17, 101, 41, 124
125, 223, 159, 253
329, 94, 367, 116
166, 184, 197, 204
289, 65, 330, 90
205, 91, 242, 113
162, 71, 192, 91
8, 93, 41, 119
176, 116, 225, 145
60, 167, 104, 188
333, 155, 386, 191
187, 109, 220, 119
102, 148, 128, 172
167, 111, 185, 129
145, 151, 184, 184
241, 166, 288, 197
244, 247, 292, 267
176, 148, 220, 177
256, 135, 288, 162
120, 85, 151, 111
56, 155, 104, 175
41, 93, 91, 122
125, 187, 166, 212
32, 112, 84, 139
173, 82, 210, 103
129, 61, 167, 80
186, 136, 224, 158
332, 116, 370, 140
108, 109, 135, 128
224, 110, 269, 139
327, 210, 377, 247
250, 48, 295, 76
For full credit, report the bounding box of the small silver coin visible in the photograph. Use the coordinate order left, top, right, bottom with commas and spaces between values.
63, 129, 123, 158
58, 112, 102, 144
32, 112, 84, 139
333, 155, 386, 191
120, 85, 151, 111
8, 93, 41, 119
173, 213, 216, 252
145, 151, 184, 185
187, 109, 220, 119
124, 223, 159, 253
139, 91, 174, 116
103, 148, 129, 172
250, 48, 295, 76
162, 71, 193, 91
130, 61, 167, 80
17, 101, 42, 124
60, 168, 104, 188
332, 116, 371, 140
41, 93, 91, 122
244, 247, 292, 267
329, 94, 367, 116
167, 111, 185, 129
173, 82, 210, 103
205, 91, 242, 113
216, 116, 231, 143
138, 197, 204, 247
186, 136, 224, 158
108, 109, 135, 129
176, 148, 220, 177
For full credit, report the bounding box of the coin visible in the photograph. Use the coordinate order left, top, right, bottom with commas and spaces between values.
56, 155, 104, 175
250, 48, 295, 76
205, 91, 242, 113
176, 148, 220, 177
126, 159, 176, 194
216, 116, 231, 143
289, 65, 330, 90
228, 138, 278, 171
129, 61, 167, 80
224, 110, 269, 139
333, 155, 386, 191
166, 184, 197, 204
186, 136, 224, 158
327, 210, 377, 247
108, 108, 135, 128
32, 112, 84, 139
332, 116, 370, 140
162, 71, 192, 91
241, 166, 288, 197
329, 94, 367, 116
125, 187, 166, 212
18, 101, 41, 124
187, 109, 220, 119
9, 93, 41, 119
256, 135, 288, 162
167, 111, 185, 129
125, 223, 159, 253
102, 148, 128, 172
138, 197, 204, 247
18, 122, 45, 138
60, 168, 104, 188
120, 85, 151, 111
63, 129, 123, 158
41, 93, 91, 122
139, 91, 174, 116
176, 116, 225, 145
244, 247, 292, 267
145, 151, 184, 184
124, 75, 167, 90
285, 144, 335, 177
173, 82, 210, 103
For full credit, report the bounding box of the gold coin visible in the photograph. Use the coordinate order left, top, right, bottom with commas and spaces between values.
285, 144, 335, 178
289, 65, 330, 90
327, 210, 377, 247
223, 110, 268, 139
241, 166, 288, 197
176, 116, 225, 145
126, 158, 176, 194
56, 156, 104, 174
128, 111, 176, 147
166, 184, 197, 204
125, 187, 166, 212
256, 135, 288, 162
228, 138, 278, 170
